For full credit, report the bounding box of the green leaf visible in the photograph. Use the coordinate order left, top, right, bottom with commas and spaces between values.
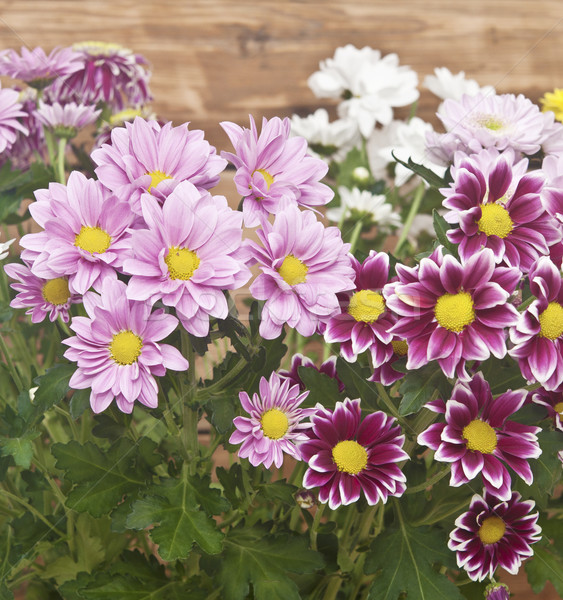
298, 365, 342, 409
209, 526, 324, 600
0, 583, 13, 600
32, 363, 76, 419
205, 396, 237, 434
525, 545, 563, 595
365, 521, 464, 600
398, 363, 451, 416
0, 431, 39, 468
432, 209, 458, 257
69, 388, 91, 419
336, 358, 380, 409
257, 479, 298, 505
392, 152, 447, 189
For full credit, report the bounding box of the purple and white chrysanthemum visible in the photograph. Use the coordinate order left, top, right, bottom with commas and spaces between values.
221, 115, 333, 227
4, 260, 81, 323
35, 101, 101, 138
63, 278, 188, 414
441, 148, 561, 272
448, 490, 541, 581
0, 84, 28, 154
20, 171, 134, 294
123, 181, 250, 337
278, 353, 345, 392
484, 584, 510, 600
301, 398, 408, 509
509, 256, 563, 390
531, 385, 563, 431
385, 247, 521, 379
324, 251, 395, 363
367, 332, 408, 387
418, 372, 541, 500
246, 205, 355, 339
92, 117, 226, 217
229, 372, 314, 468
45, 41, 151, 110
541, 154, 563, 226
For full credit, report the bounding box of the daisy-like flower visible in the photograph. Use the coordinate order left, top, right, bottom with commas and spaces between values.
221, 115, 332, 228
531, 386, 563, 431
540, 88, 563, 123
4, 261, 81, 323
367, 333, 408, 387
229, 371, 314, 468
441, 148, 561, 272
509, 256, 563, 390
246, 205, 355, 339
92, 117, 226, 216
448, 490, 541, 581
385, 247, 521, 379
301, 398, 408, 509
423, 67, 495, 103
0, 46, 82, 88
326, 187, 401, 229
0, 84, 29, 154
63, 278, 188, 414
0, 235, 15, 261
540, 154, 563, 226
324, 251, 395, 363
123, 181, 250, 337
307, 44, 419, 138
45, 41, 151, 110
20, 171, 134, 294
485, 584, 510, 600
35, 101, 101, 139
418, 372, 541, 500
278, 353, 345, 392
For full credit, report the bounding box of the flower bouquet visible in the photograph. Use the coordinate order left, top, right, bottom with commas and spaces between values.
0, 42, 561, 600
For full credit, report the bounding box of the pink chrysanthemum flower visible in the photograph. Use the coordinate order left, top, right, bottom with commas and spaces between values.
123, 181, 250, 337
229, 372, 314, 468
35, 101, 101, 139
531, 386, 563, 431
45, 41, 151, 110
367, 333, 408, 387
92, 117, 226, 216
4, 261, 81, 323
246, 205, 355, 339
0, 84, 28, 154
441, 148, 561, 272
63, 278, 188, 414
301, 398, 408, 509
385, 247, 521, 380
324, 251, 395, 363
418, 372, 541, 500
278, 353, 345, 392
221, 116, 333, 227
20, 171, 134, 295
448, 490, 541, 581
509, 256, 563, 390
0, 46, 82, 88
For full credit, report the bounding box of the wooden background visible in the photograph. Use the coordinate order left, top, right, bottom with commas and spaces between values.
1, 1, 561, 598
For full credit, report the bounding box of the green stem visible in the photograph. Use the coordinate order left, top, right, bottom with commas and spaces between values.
393, 181, 425, 255
0, 334, 25, 392
374, 383, 403, 423
1, 490, 66, 539
324, 575, 343, 600
198, 355, 248, 398
405, 465, 451, 494
56, 137, 67, 184
182, 332, 199, 474
348, 219, 364, 254
309, 502, 326, 551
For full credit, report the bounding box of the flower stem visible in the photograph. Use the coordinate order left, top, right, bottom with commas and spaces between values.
348, 219, 364, 254
393, 181, 425, 255
1, 490, 66, 539
56, 137, 67, 184
0, 334, 25, 392
310, 502, 326, 551
404, 465, 451, 494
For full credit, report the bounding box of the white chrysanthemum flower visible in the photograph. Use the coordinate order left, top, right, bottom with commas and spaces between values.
290, 108, 360, 162
308, 45, 419, 138
326, 187, 401, 229
367, 117, 447, 187
0, 236, 15, 261
424, 67, 495, 103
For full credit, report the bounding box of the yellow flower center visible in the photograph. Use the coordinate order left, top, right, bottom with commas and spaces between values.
73, 41, 124, 55
554, 401, 563, 415
477, 115, 505, 131
477, 204, 514, 238
109, 107, 142, 125
278, 254, 308, 285
146, 170, 173, 193
109, 330, 143, 365
74, 226, 112, 254
260, 409, 289, 440
332, 440, 368, 475
434, 292, 475, 332
462, 419, 497, 454
538, 302, 563, 340
41, 278, 71, 306
478, 516, 506, 545
165, 246, 200, 281
348, 290, 385, 323
391, 340, 408, 356
253, 168, 274, 190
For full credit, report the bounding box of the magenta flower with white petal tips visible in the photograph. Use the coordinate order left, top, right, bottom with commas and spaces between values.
63, 278, 188, 414
123, 181, 250, 337
509, 256, 563, 390
385, 246, 521, 380
418, 373, 541, 500
531, 385, 563, 431
448, 490, 541, 581
0, 84, 28, 154
301, 398, 408, 509
278, 353, 345, 392
229, 372, 314, 469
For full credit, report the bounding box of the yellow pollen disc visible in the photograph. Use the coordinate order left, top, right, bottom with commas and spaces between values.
348, 290, 385, 323
109, 107, 142, 125
74, 226, 112, 254
41, 278, 71, 306
477, 115, 505, 131
392, 340, 408, 356
253, 168, 274, 189
553, 401, 563, 415
462, 419, 497, 454
73, 41, 124, 55
478, 516, 506, 545
165, 246, 200, 281
477, 203, 514, 238
146, 170, 173, 193
109, 330, 143, 365
434, 292, 475, 332
261, 409, 289, 440
278, 254, 308, 285
332, 440, 368, 475
538, 302, 563, 340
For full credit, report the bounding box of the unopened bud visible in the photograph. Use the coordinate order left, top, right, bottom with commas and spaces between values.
351, 166, 370, 184
295, 489, 316, 509
485, 583, 509, 600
